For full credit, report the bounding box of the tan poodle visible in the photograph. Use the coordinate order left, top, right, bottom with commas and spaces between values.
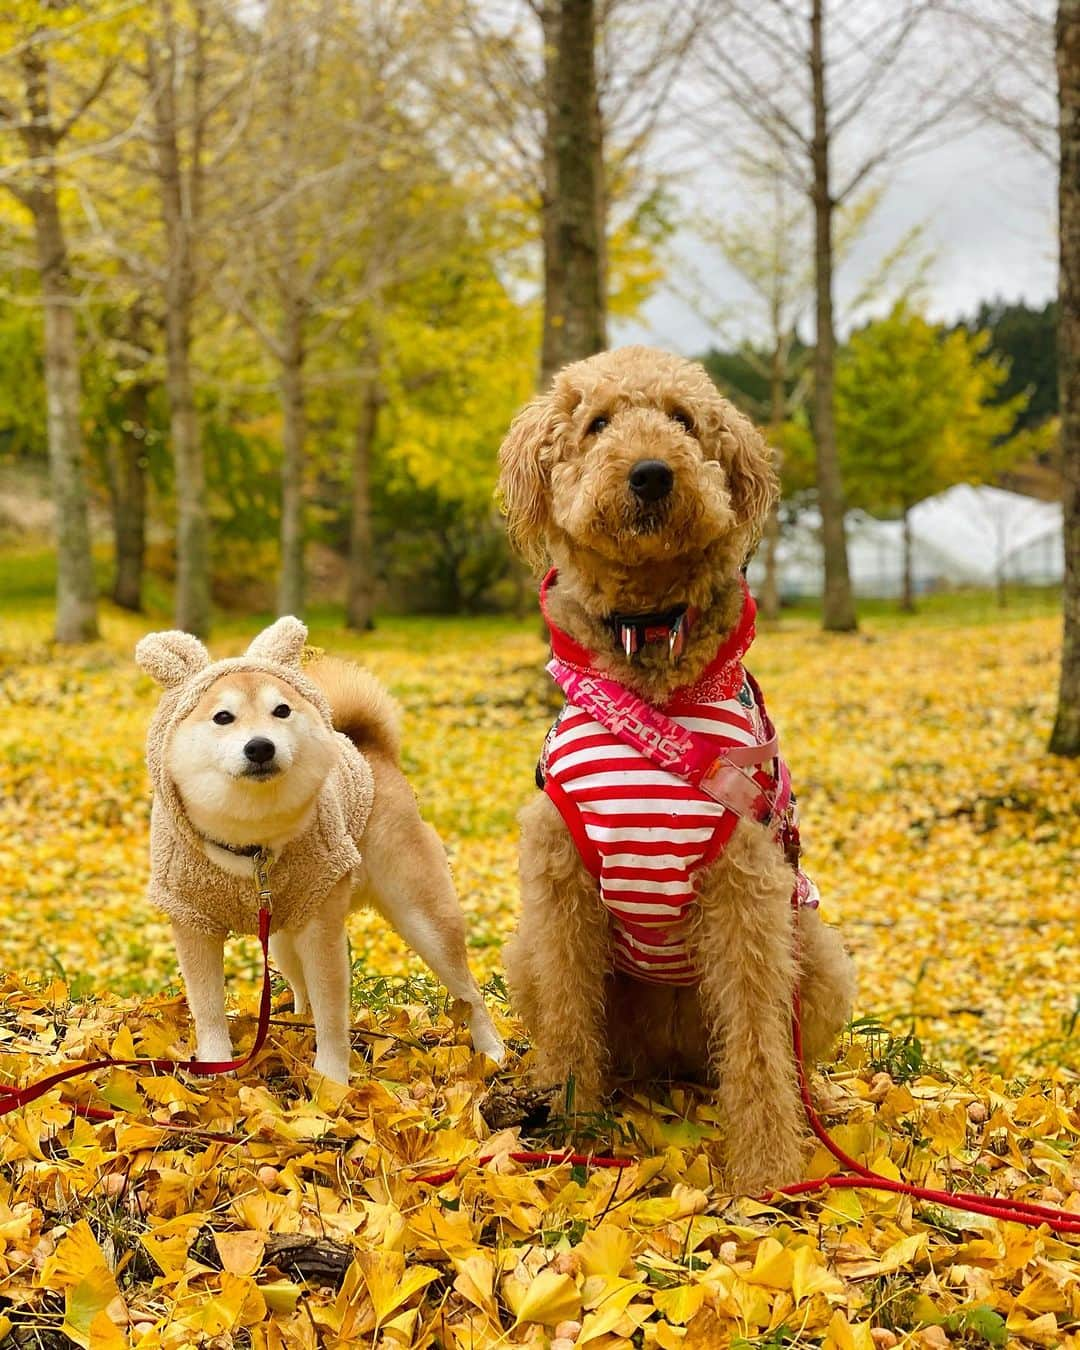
498, 345, 855, 1192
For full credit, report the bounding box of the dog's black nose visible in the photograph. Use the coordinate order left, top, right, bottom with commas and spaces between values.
244, 737, 276, 765
629, 459, 674, 503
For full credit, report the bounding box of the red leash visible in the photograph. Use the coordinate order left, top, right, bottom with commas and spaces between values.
0, 908, 272, 1118
3, 909, 1076, 1233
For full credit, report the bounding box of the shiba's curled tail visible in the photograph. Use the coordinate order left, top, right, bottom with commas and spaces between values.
306, 657, 401, 762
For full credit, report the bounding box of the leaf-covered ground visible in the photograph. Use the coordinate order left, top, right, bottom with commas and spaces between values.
0, 595, 1077, 1349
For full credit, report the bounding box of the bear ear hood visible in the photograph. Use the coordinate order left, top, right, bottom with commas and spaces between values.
137, 617, 339, 835
137, 617, 332, 734
136, 617, 308, 689
137, 618, 376, 935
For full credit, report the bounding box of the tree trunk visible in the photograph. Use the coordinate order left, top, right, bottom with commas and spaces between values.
760, 334, 786, 622
543, 0, 606, 380
346, 367, 380, 632
149, 9, 210, 637
1051, 0, 1080, 756
900, 506, 915, 613
107, 381, 149, 612
271, 7, 306, 619
809, 0, 857, 633
591, 78, 608, 344
20, 47, 99, 644
540, 4, 567, 385
760, 512, 781, 621
277, 309, 306, 617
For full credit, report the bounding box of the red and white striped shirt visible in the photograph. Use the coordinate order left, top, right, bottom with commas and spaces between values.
539, 578, 817, 986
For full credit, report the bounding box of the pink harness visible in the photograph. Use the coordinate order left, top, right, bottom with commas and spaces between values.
539, 571, 818, 986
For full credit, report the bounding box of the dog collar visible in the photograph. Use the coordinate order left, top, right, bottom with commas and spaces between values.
200, 835, 267, 859
606, 604, 699, 662
539, 568, 754, 671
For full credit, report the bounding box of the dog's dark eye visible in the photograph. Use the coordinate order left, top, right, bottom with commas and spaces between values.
670, 409, 694, 433
272, 704, 291, 719
586, 415, 609, 436
212, 710, 234, 726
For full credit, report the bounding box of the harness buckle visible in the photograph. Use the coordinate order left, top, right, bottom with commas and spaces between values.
699, 757, 772, 821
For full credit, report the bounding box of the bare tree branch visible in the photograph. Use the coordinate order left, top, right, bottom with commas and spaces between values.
55, 58, 117, 142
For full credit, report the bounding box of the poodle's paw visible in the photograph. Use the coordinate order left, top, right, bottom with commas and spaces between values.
543, 1076, 607, 1118
727, 1134, 806, 1196
530, 1047, 610, 1115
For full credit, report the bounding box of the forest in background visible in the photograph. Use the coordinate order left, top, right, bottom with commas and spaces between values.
0, 0, 1076, 753
0, 296, 1059, 620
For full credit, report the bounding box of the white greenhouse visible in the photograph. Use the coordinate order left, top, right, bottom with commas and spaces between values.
747, 484, 1065, 600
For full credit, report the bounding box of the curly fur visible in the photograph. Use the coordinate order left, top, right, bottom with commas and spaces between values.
498, 344, 777, 576
499, 345, 855, 1192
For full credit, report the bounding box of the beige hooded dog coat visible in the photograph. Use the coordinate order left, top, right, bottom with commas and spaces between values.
136, 618, 374, 937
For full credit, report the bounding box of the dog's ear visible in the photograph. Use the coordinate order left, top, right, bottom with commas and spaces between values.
497, 392, 559, 569
135, 631, 210, 688
246, 616, 308, 667
722, 409, 779, 529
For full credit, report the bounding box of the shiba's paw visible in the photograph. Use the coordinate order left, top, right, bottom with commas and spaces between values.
195, 1037, 234, 1066
470, 1016, 506, 1066
313, 1052, 351, 1085
474, 1030, 506, 1066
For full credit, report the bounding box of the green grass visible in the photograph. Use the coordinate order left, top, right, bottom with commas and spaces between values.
0, 543, 1063, 638
0, 545, 175, 617
0, 545, 73, 606
778, 584, 1062, 628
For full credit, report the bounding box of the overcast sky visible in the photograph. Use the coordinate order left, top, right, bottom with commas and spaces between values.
612, 15, 1057, 357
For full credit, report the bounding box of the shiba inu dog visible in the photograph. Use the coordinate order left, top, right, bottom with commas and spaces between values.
136, 617, 504, 1081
